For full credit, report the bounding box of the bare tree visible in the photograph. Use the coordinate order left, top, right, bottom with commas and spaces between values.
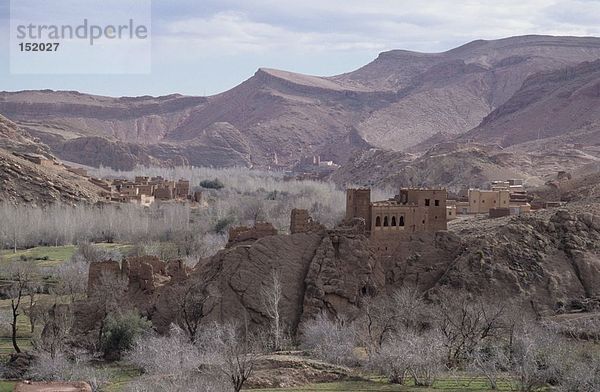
508, 322, 566, 392
242, 197, 266, 225
200, 322, 262, 392
127, 325, 201, 375
359, 286, 430, 357
126, 324, 229, 392
402, 330, 446, 387
371, 329, 445, 387
173, 282, 215, 343
559, 352, 600, 392
368, 334, 409, 384
434, 289, 507, 367
2, 261, 39, 353
26, 351, 109, 392
88, 270, 128, 347
36, 304, 73, 359
51, 260, 89, 304
301, 312, 357, 366
260, 270, 283, 351
468, 344, 509, 390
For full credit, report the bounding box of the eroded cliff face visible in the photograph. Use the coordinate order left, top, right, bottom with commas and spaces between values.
79, 207, 600, 339
440, 209, 600, 312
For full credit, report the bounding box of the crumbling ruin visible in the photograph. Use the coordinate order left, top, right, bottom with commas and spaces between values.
226, 222, 278, 247
290, 208, 325, 234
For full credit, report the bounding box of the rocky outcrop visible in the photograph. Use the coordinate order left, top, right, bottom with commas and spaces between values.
302, 231, 384, 323
78, 207, 600, 340
437, 209, 600, 313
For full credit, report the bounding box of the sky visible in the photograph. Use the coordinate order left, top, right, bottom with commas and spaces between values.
1, 0, 600, 97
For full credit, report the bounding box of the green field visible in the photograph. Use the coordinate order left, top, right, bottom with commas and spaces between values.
0, 243, 133, 267
0, 381, 15, 392
252, 377, 513, 391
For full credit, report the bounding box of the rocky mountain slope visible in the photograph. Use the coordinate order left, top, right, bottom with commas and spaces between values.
329, 142, 599, 191
464, 59, 600, 147
3, 35, 600, 169
0, 115, 104, 205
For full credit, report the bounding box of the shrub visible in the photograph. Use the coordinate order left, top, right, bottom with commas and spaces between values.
26, 352, 109, 392
214, 217, 235, 234
200, 178, 225, 190
101, 311, 152, 360
300, 312, 357, 366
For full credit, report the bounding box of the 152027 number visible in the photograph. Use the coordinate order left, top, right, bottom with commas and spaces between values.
19, 42, 60, 52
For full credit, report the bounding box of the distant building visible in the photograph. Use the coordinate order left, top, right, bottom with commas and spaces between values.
468, 189, 510, 214
346, 187, 448, 237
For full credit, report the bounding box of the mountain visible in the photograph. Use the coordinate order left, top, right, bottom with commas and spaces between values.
2, 35, 600, 170
463, 59, 600, 147
0, 115, 104, 205
330, 143, 546, 191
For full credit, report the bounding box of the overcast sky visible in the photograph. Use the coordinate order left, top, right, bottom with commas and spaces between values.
1, 0, 600, 97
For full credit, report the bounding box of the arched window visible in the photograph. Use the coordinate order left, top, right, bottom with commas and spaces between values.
375, 216, 381, 227
383, 216, 389, 227
399, 216, 405, 226
391, 216, 397, 226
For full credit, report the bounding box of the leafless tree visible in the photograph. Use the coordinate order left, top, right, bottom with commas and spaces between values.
368, 334, 409, 384
173, 282, 216, 343
559, 352, 600, 392
468, 344, 510, 390
126, 324, 230, 392
241, 197, 266, 225
434, 289, 508, 367
51, 260, 89, 304
260, 270, 283, 351
1, 261, 39, 353
359, 286, 430, 357
36, 304, 73, 359
26, 351, 109, 392
88, 270, 128, 347
199, 322, 262, 392
127, 325, 201, 375
301, 312, 357, 366
507, 322, 566, 392
371, 329, 445, 387
403, 330, 446, 387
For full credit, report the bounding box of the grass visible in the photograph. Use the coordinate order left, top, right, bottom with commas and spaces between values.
100, 363, 142, 392
0, 381, 15, 392
0, 243, 134, 267
251, 375, 516, 391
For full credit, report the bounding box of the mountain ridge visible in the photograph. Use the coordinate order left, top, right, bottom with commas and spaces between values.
2, 35, 600, 170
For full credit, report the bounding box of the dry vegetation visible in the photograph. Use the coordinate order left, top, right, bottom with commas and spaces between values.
0, 168, 598, 391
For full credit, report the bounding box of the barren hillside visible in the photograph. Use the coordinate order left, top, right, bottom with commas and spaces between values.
2, 35, 600, 169
0, 115, 104, 205
464, 59, 600, 147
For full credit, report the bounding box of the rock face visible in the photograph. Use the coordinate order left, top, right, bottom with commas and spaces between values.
302, 231, 384, 323
440, 209, 600, 313
3, 36, 600, 169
